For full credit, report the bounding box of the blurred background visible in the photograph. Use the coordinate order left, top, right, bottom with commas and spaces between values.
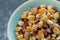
0, 0, 27, 40
0, 0, 60, 40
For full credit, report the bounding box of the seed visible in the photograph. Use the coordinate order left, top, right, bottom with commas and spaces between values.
21, 18, 24, 21
36, 38, 38, 40
37, 6, 40, 10
29, 31, 33, 36
19, 29, 26, 34
57, 18, 60, 21
18, 21, 24, 26
24, 19, 28, 23
33, 29, 38, 34
31, 8, 37, 14
46, 29, 51, 34
38, 30, 44, 38
57, 18, 60, 25
23, 24, 28, 28
48, 6, 55, 10
27, 15, 35, 21
26, 27, 32, 32
42, 24, 48, 29
21, 29, 26, 34
37, 27, 41, 30
40, 5, 47, 8
49, 24, 54, 30
15, 27, 22, 32
33, 19, 40, 24
17, 35, 23, 39
44, 30, 48, 38
53, 26, 60, 34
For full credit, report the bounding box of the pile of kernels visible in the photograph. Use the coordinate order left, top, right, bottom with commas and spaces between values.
15, 5, 60, 40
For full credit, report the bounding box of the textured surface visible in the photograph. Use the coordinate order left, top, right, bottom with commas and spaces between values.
0, 0, 27, 40
0, 0, 60, 40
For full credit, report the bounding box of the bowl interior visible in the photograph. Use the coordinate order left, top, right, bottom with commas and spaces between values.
8, 0, 60, 40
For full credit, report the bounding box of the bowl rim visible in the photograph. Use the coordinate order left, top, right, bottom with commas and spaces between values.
7, 0, 60, 40
7, 0, 31, 40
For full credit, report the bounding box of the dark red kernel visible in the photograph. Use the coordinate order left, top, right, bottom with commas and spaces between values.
22, 29, 26, 34
31, 14, 36, 16
23, 24, 28, 28
33, 29, 38, 34
19, 29, 26, 34
57, 18, 60, 25
33, 19, 40, 24
37, 27, 41, 30
24, 19, 28, 23
20, 18, 24, 21
44, 30, 48, 38
36, 38, 38, 40
57, 22, 60, 25
37, 6, 40, 10
57, 18, 60, 22
21, 18, 28, 23
29, 32, 33, 36
42, 24, 48, 29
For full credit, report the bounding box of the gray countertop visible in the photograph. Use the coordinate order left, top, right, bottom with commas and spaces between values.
0, 0, 60, 40
0, 0, 27, 40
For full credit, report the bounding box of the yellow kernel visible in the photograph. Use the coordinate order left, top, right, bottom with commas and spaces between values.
37, 21, 43, 28
38, 8, 46, 15
38, 30, 44, 38
53, 27, 60, 34
18, 21, 24, 26
31, 8, 37, 14
31, 24, 37, 30
38, 9, 44, 15
48, 9, 55, 14
52, 34, 57, 38
20, 38, 26, 40
53, 12, 59, 19
15, 27, 22, 32
21, 15, 27, 18
17, 35, 23, 40
23, 11, 29, 15
47, 13, 52, 19
15, 32, 19, 36
40, 5, 47, 8
41, 38, 47, 40
40, 15, 48, 22
48, 6, 55, 10
26, 26, 31, 32
27, 15, 35, 21
24, 32, 29, 39
31, 36, 36, 40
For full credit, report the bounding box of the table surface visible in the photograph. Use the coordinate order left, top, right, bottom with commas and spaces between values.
0, 0, 27, 40
0, 0, 60, 40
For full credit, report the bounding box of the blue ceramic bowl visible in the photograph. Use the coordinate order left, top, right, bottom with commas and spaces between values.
8, 0, 60, 40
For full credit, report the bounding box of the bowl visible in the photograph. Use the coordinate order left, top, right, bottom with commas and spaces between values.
7, 0, 60, 40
